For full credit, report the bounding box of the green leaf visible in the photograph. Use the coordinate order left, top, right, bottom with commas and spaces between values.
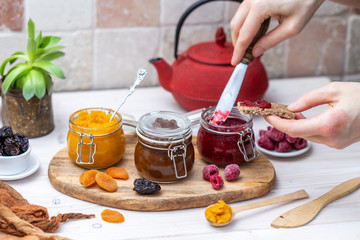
0, 54, 28, 76
1, 64, 30, 93
27, 39, 37, 63
36, 31, 43, 47
22, 74, 35, 100
43, 73, 52, 94
14, 75, 27, 89
40, 36, 61, 48
28, 18, 35, 40
9, 51, 26, 65
35, 45, 65, 58
29, 69, 46, 99
33, 61, 65, 79
38, 51, 65, 62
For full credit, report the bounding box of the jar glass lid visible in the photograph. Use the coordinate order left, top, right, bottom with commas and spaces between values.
137, 111, 191, 140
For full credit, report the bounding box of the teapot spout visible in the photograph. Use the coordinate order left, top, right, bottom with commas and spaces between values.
149, 57, 173, 92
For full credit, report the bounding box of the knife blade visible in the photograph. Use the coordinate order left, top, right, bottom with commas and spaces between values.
271, 177, 360, 228
210, 63, 248, 124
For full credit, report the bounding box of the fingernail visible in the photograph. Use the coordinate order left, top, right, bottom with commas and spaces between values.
253, 47, 264, 58
231, 55, 237, 66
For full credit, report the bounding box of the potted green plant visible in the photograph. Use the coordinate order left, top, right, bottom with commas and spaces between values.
0, 18, 65, 138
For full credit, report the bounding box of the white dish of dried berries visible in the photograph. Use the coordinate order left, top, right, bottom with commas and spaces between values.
255, 126, 311, 158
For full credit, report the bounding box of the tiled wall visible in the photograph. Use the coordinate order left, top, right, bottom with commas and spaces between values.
0, 0, 359, 92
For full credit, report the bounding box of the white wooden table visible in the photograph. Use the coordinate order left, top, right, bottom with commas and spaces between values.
1, 77, 359, 240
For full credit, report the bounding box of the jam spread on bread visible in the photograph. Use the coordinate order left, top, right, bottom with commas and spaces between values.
239, 100, 271, 108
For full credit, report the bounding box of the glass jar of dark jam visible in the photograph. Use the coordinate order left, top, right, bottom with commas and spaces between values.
197, 106, 259, 167
134, 111, 194, 182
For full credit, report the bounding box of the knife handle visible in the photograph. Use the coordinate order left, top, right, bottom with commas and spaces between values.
316, 177, 360, 207
241, 17, 270, 64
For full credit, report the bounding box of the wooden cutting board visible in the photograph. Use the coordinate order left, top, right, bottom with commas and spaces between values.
48, 133, 276, 211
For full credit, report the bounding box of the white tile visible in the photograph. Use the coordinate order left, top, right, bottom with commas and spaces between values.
94, 28, 160, 89
52, 31, 94, 91
0, 34, 27, 76
161, 0, 225, 26
25, 0, 93, 31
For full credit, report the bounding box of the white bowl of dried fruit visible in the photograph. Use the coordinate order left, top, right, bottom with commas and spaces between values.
0, 126, 31, 176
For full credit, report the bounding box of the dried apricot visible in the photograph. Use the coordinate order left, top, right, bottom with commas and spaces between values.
101, 209, 124, 223
81, 170, 99, 187
79, 172, 85, 185
95, 172, 117, 192
106, 167, 129, 180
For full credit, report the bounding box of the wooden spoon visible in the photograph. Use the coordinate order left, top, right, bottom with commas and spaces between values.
271, 177, 360, 228
206, 189, 309, 227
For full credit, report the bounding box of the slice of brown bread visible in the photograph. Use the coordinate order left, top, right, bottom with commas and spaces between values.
237, 102, 295, 119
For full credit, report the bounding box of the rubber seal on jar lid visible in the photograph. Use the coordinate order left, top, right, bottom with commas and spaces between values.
136, 111, 191, 140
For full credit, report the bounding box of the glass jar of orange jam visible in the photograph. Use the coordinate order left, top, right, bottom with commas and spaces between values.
134, 111, 194, 182
67, 107, 126, 169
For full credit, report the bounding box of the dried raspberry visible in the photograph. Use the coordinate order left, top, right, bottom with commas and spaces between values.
202, 164, 219, 181
268, 127, 285, 142
224, 164, 240, 181
267, 126, 272, 131
294, 138, 307, 150
257, 135, 275, 150
259, 130, 268, 137
285, 134, 297, 143
275, 140, 292, 152
210, 175, 224, 190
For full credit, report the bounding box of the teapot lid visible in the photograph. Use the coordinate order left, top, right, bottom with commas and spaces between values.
187, 27, 233, 65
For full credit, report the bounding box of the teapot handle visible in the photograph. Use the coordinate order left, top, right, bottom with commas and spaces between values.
174, 0, 243, 59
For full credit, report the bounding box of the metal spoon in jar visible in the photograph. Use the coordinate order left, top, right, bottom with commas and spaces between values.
109, 68, 148, 122
205, 189, 309, 227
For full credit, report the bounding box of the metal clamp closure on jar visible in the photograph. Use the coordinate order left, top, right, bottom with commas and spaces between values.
69, 127, 121, 165
168, 138, 187, 179
237, 128, 259, 162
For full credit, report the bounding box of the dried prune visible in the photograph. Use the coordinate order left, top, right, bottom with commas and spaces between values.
0, 126, 13, 140
0, 126, 29, 156
13, 133, 29, 153
3, 137, 20, 156
133, 178, 161, 195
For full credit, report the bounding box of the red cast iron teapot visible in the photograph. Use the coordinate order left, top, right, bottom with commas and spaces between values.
150, 0, 269, 111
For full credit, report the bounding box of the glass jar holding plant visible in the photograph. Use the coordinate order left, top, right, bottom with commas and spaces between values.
0, 19, 65, 138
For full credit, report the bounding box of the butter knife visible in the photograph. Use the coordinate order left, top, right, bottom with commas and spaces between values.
271, 177, 360, 228
210, 18, 270, 124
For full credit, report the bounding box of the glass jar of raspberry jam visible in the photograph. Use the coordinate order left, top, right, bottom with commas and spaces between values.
67, 107, 126, 169
197, 106, 259, 167
134, 111, 194, 182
